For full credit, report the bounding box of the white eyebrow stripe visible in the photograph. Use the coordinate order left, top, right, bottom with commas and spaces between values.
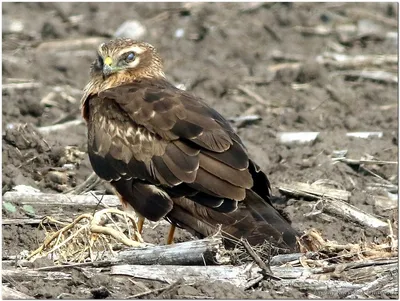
98, 43, 106, 55
116, 45, 146, 57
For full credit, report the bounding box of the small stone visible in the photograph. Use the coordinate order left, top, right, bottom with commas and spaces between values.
114, 20, 147, 40
175, 28, 185, 38
2, 17, 24, 34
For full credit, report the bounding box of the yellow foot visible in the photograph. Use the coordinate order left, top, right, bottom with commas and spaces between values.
166, 224, 176, 245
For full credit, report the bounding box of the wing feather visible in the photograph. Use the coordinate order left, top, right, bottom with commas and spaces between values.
88, 78, 253, 216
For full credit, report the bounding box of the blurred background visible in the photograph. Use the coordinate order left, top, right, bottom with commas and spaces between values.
2, 2, 398, 299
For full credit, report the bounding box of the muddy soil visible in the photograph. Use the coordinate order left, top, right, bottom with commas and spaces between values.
2, 2, 398, 299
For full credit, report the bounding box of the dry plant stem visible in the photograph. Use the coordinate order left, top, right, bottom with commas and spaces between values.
27, 213, 92, 260
3, 191, 121, 207
28, 208, 144, 261
90, 208, 144, 245
47, 225, 88, 256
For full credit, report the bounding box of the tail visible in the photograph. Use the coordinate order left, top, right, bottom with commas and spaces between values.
168, 187, 299, 252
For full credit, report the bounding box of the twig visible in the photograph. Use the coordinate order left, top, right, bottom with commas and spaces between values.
270, 50, 305, 62
63, 172, 102, 195
37, 120, 84, 135
332, 70, 398, 84
267, 62, 302, 73
332, 157, 398, 165
228, 115, 261, 128
1, 218, 73, 225
269, 253, 311, 266
317, 53, 397, 69
278, 182, 351, 202
35, 37, 105, 52
321, 198, 388, 229
345, 273, 397, 299
3, 191, 121, 207
2, 82, 42, 91
279, 182, 388, 229
127, 280, 181, 299
263, 24, 282, 42
241, 238, 281, 280
237, 85, 270, 106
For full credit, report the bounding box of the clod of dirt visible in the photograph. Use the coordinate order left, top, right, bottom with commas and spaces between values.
91, 287, 111, 299
2, 124, 85, 192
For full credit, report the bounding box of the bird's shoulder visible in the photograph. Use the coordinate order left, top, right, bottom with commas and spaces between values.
98, 78, 244, 152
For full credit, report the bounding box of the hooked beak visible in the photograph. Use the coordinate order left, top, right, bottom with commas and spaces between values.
102, 57, 114, 76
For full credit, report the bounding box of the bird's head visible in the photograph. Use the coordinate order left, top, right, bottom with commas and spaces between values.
81, 39, 165, 120
89, 39, 165, 89
94, 38, 165, 80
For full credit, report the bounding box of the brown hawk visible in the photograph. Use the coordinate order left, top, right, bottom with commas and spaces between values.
81, 38, 299, 251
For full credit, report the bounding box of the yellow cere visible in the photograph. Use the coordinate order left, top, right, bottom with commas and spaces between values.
104, 57, 113, 66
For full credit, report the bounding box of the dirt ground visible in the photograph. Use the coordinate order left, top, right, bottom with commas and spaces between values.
2, 2, 398, 299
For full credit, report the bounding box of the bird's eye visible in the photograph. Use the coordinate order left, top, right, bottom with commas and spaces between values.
125, 52, 135, 62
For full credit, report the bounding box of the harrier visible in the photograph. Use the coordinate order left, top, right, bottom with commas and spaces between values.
81, 38, 299, 251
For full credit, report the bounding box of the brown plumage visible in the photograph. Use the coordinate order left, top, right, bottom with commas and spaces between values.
81, 38, 299, 251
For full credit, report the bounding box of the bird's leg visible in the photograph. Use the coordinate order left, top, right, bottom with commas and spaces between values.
137, 215, 145, 234
166, 224, 176, 245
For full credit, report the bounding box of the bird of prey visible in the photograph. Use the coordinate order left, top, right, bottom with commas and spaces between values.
81, 38, 299, 251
